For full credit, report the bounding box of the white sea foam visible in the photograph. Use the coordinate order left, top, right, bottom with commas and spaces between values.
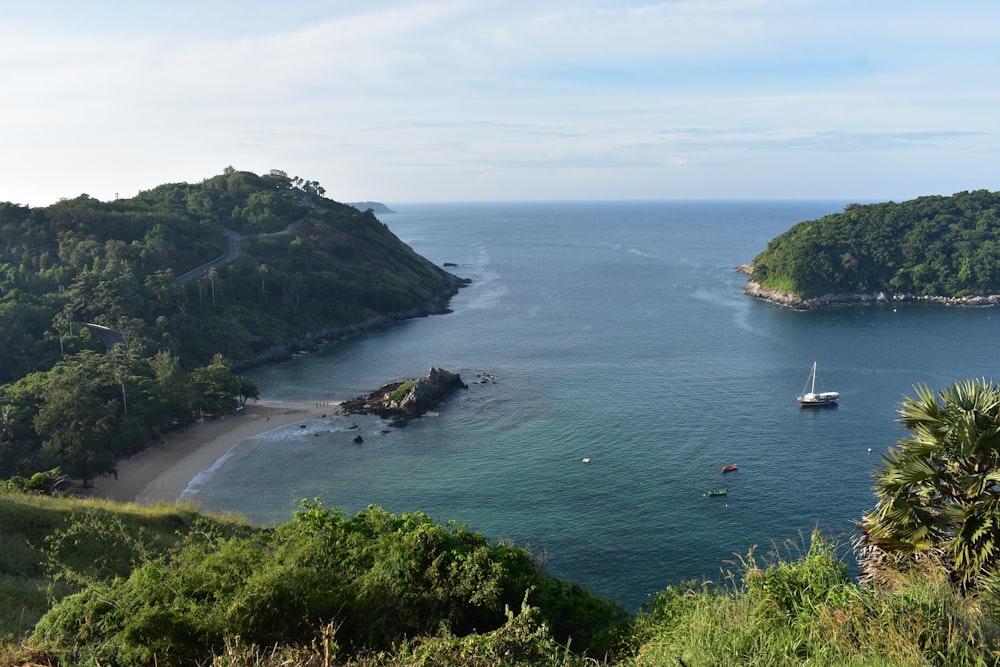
180, 445, 240, 500
460, 244, 508, 310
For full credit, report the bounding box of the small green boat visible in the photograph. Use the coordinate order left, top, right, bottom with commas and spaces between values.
708, 488, 728, 497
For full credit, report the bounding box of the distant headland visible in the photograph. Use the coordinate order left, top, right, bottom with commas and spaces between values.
347, 201, 396, 214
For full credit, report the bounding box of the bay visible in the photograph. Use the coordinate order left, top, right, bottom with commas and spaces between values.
193, 201, 1000, 611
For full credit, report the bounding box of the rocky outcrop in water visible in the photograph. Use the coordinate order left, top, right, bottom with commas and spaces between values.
341, 367, 468, 426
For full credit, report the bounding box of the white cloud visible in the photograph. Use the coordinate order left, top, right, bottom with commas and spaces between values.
0, 0, 998, 204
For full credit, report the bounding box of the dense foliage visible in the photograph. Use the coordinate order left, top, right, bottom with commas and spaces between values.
750, 189, 1000, 298
0, 348, 256, 484
0, 167, 454, 380
6, 492, 1000, 666
28, 500, 629, 667
860, 379, 1000, 591
0, 168, 456, 485
631, 533, 994, 666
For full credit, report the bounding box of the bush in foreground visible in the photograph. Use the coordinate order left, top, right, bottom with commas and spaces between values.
30, 500, 627, 667
10, 492, 1000, 666
631, 532, 998, 666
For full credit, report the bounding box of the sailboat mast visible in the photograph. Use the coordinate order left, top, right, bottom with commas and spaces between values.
811, 362, 817, 394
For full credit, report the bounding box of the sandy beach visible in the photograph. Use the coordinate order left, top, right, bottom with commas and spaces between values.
87, 400, 338, 504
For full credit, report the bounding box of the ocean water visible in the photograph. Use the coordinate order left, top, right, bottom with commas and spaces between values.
192, 201, 1000, 611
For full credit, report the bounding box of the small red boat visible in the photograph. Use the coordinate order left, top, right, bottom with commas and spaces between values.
722, 464, 738, 473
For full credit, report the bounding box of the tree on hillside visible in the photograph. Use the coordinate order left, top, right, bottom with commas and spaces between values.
749, 190, 1000, 298
859, 378, 1000, 589
142, 351, 194, 432
231, 375, 259, 408
189, 355, 257, 416
34, 352, 120, 485
0, 375, 47, 474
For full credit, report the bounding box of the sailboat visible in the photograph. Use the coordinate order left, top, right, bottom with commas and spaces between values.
798, 362, 839, 407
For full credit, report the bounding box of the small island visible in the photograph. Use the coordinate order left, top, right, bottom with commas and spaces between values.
743, 189, 1000, 309
341, 367, 468, 426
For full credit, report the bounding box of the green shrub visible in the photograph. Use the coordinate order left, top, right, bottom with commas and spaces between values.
632, 532, 1000, 666
742, 531, 851, 623
31, 500, 626, 666
383, 599, 587, 667
388, 381, 416, 402
0, 468, 67, 495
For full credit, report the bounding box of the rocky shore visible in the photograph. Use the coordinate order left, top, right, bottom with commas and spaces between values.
738, 265, 1000, 310
231, 270, 470, 372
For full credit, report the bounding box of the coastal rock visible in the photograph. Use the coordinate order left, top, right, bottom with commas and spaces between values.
742, 279, 1000, 310
341, 367, 469, 426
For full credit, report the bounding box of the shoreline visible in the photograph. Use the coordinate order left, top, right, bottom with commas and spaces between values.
84, 400, 338, 504
742, 279, 1000, 311
74, 269, 471, 506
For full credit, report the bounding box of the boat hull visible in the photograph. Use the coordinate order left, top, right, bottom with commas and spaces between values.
798, 363, 839, 407
798, 392, 840, 407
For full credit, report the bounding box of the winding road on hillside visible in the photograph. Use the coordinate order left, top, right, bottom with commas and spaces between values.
176, 230, 242, 284
90, 215, 306, 348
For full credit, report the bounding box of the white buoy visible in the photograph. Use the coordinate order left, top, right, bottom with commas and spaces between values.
582, 457, 591, 464
867, 448, 872, 453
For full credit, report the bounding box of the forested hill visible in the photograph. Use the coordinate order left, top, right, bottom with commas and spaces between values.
747, 189, 1000, 301
0, 167, 463, 383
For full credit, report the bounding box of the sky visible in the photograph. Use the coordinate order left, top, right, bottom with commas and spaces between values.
2, 0, 999, 206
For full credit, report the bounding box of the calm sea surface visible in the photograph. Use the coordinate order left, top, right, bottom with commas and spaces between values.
192, 201, 1000, 611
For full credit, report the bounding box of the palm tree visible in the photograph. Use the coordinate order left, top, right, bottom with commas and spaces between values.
859, 378, 1000, 589
110, 344, 131, 416
208, 267, 218, 308
52, 311, 68, 357
257, 263, 269, 302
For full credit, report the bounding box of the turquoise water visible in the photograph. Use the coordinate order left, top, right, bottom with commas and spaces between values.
193, 201, 1000, 610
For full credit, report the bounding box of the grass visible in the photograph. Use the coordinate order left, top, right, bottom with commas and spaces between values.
0, 491, 248, 639
389, 380, 416, 402
4, 497, 1000, 666
631, 534, 999, 666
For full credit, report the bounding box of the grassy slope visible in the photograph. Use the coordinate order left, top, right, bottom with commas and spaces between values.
4, 495, 998, 666
0, 492, 250, 639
